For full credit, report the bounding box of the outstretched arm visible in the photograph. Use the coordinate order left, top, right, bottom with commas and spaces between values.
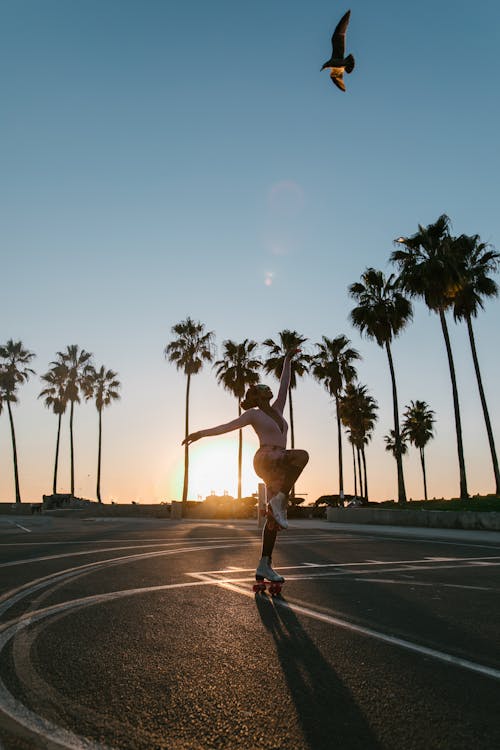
182, 410, 254, 445
273, 349, 297, 413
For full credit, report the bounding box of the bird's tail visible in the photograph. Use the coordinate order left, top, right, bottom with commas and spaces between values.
345, 54, 355, 74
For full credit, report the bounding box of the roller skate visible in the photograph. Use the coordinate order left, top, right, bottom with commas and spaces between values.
268, 491, 288, 529
253, 556, 284, 596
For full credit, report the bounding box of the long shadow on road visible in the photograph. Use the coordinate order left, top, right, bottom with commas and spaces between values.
255, 593, 381, 750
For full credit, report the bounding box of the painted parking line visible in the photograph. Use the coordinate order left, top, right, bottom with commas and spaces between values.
9, 522, 31, 533
193, 555, 500, 577
188, 569, 500, 682
355, 578, 496, 592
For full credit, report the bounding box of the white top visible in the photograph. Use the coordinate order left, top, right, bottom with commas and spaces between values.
197, 355, 291, 449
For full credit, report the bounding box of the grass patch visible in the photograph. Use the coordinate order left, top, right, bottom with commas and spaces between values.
377, 496, 500, 512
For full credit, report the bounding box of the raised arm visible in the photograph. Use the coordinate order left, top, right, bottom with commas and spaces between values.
182, 410, 254, 445
272, 350, 295, 413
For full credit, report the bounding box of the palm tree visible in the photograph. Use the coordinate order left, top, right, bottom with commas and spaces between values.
357, 388, 378, 503
214, 340, 261, 500
312, 335, 360, 500
39, 363, 69, 494
84, 365, 121, 502
451, 233, 500, 495
0, 340, 36, 503
349, 268, 412, 503
262, 330, 309, 450
384, 429, 408, 459
54, 345, 93, 496
392, 215, 468, 499
165, 317, 215, 510
339, 383, 378, 502
402, 400, 435, 501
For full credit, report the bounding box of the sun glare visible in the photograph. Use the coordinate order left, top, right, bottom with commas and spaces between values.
175, 438, 260, 500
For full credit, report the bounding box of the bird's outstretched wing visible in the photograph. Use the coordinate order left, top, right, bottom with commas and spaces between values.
330, 71, 346, 92
331, 9, 351, 59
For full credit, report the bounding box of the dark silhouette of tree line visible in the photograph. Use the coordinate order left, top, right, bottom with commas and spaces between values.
0, 343, 120, 503
167, 216, 498, 511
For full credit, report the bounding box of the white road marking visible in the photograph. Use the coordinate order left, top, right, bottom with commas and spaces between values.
190, 556, 500, 576
195, 573, 500, 682
0, 542, 245, 617
0, 532, 499, 748
356, 578, 496, 592
0, 579, 220, 748
0, 534, 331, 562
10, 523, 31, 533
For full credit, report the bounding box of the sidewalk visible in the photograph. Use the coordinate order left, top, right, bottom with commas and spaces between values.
323, 520, 500, 544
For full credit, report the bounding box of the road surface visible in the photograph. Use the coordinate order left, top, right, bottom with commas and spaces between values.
0, 515, 499, 749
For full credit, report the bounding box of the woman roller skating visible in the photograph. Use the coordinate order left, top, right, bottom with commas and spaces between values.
182, 348, 309, 590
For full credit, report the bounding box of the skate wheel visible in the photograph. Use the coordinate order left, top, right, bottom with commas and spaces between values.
269, 584, 282, 596
253, 582, 266, 593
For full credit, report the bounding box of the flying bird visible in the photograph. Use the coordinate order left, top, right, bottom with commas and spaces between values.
321, 9, 355, 92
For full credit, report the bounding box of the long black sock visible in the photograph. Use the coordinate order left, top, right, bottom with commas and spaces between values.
261, 519, 278, 558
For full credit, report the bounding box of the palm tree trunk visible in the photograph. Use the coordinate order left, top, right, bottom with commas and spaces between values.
352, 442, 358, 499
237, 402, 242, 501
362, 446, 368, 503
288, 386, 295, 497
53, 413, 62, 494
335, 394, 344, 500
385, 341, 407, 503
69, 401, 75, 496
356, 446, 364, 499
466, 314, 500, 495
96, 408, 102, 502
182, 373, 191, 509
420, 447, 428, 501
439, 309, 468, 499
6, 399, 21, 503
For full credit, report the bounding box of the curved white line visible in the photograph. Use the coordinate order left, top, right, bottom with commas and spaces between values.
0, 542, 242, 619
0, 580, 218, 749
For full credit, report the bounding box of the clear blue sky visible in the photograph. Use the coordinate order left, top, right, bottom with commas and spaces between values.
1, 0, 499, 503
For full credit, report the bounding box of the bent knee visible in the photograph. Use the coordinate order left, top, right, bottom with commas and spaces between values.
291, 449, 309, 468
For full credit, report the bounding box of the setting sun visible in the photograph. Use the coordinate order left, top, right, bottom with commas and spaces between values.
176, 438, 260, 500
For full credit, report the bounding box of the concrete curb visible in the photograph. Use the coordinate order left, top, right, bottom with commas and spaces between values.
326, 507, 500, 531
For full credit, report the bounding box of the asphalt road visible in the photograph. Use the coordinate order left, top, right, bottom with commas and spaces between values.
0, 515, 499, 750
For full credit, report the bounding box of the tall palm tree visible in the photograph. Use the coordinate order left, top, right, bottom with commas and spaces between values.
83, 365, 121, 502
312, 335, 360, 500
39, 363, 69, 494
349, 268, 412, 503
54, 345, 93, 496
214, 339, 261, 500
165, 317, 215, 510
402, 400, 435, 501
392, 215, 469, 499
0, 340, 36, 503
357, 388, 378, 503
339, 383, 378, 502
262, 330, 309, 450
451, 233, 500, 495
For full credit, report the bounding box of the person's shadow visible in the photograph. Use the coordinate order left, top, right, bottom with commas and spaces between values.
255, 593, 381, 750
